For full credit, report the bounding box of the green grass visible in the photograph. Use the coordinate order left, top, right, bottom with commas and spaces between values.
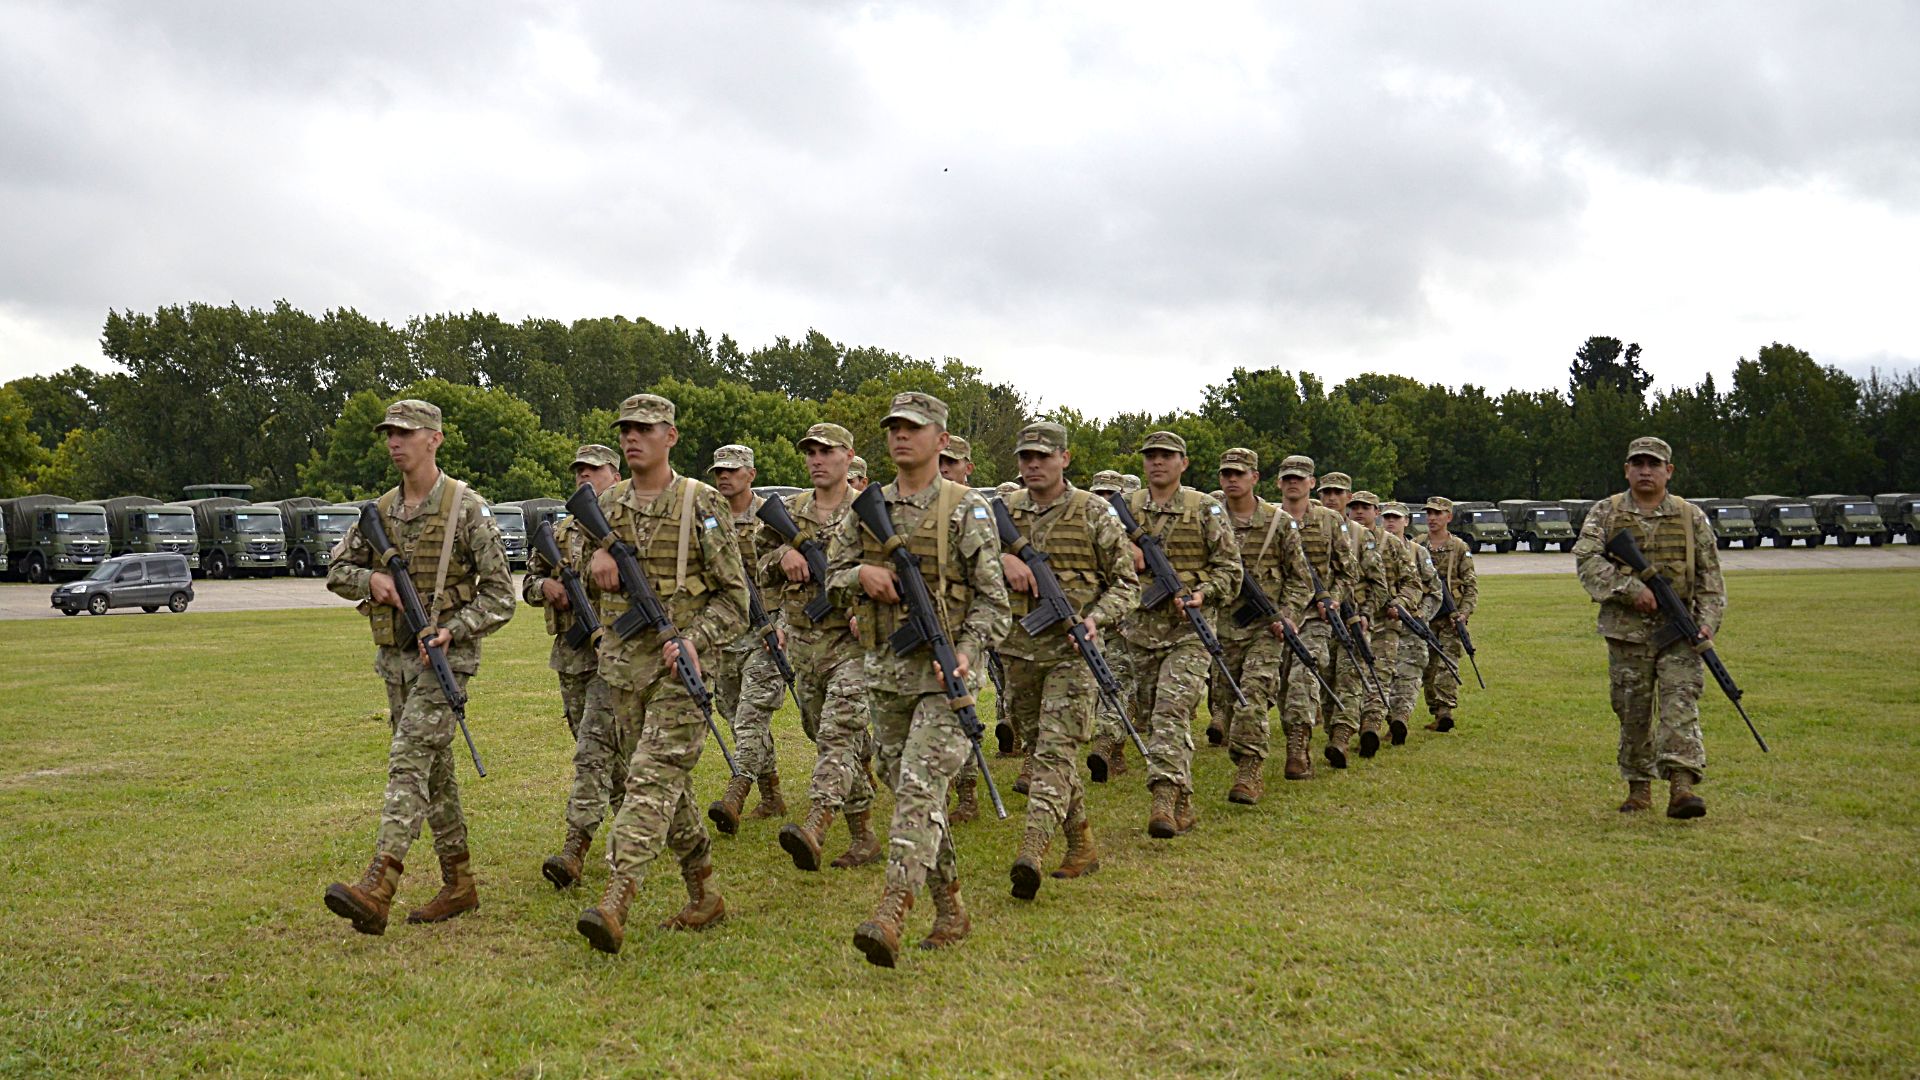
2, 570, 1917, 1078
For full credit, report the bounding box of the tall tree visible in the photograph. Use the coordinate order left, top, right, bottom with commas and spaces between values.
1569, 335, 1653, 401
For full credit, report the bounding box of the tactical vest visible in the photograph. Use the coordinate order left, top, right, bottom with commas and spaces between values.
597, 475, 712, 634
855, 479, 975, 651
1607, 493, 1696, 598
1428, 535, 1469, 605
1007, 487, 1102, 622
1292, 504, 1341, 587
368, 482, 477, 648
1125, 487, 1210, 590
731, 494, 764, 564
777, 487, 849, 631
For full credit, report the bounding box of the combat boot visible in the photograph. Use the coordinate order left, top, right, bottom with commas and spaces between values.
951, 773, 980, 824
1325, 727, 1351, 769
1012, 757, 1035, 796
324, 853, 403, 936
778, 804, 836, 872
1358, 720, 1382, 758
1619, 780, 1653, 813
707, 773, 754, 835
1389, 718, 1409, 745
1424, 709, 1454, 732
1666, 771, 1706, 819
1086, 736, 1120, 783
542, 827, 593, 890
1174, 789, 1197, 835
576, 874, 636, 954
745, 771, 787, 820
1205, 717, 1226, 746
1147, 780, 1178, 839
1283, 724, 1314, 780
830, 809, 884, 869
1227, 755, 1264, 805
853, 885, 914, 968
995, 721, 1022, 758
661, 857, 726, 930
1051, 807, 1099, 879
407, 847, 478, 924
1009, 827, 1051, 901
920, 879, 971, 949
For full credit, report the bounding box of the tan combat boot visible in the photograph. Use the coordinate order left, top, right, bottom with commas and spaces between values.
1389, 717, 1409, 745
951, 773, 979, 824
1009, 826, 1051, 901
1086, 736, 1120, 783
1174, 789, 1197, 834
920, 879, 971, 950
1619, 780, 1653, 813
1283, 724, 1314, 780
576, 874, 636, 954
1227, 755, 1264, 805
1424, 709, 1454, 732
830, 809, 884, 869
542, 827, 592, 890
1051, 805, 1099, 879
661, 859, 726, 930
1012, 757, 1035, 796
1325, 726, 1351, 769
746, 771, 786, 820
1358, 719, 1382, 758
853, 885, 914, 968
407, 848, 479, 924
1147, 780, 1178, 839
778, 804, 836, 872
707, 773, 754, 836
324, 853, 403, 936
1666, 771, 1706, 819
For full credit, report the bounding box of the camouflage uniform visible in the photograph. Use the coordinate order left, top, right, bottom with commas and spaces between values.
1319, 484, 1388, 749
1216, 451, 1311, 768
709, 465, 784, 785
1573, 486, 1724, 783
1086, 472, 1138, 769
1384, 503, 1443, 736
1276, 460, 1360, 755
1353, 493, 1422, 746
1421, 498, 1478, 723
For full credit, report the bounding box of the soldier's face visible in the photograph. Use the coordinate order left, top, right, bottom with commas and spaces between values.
1218, 468, 1254, 501
1321, 490, 1349, 512
1626, 455, 1672, 497
1382, 514, 1405, 536
1350, 503, 1377, 527
710, 466, 755, 498
1142, 449, 1185, 487
1429, 508, 1452, 530
619, 422, 677, 473
886, 420, 943, 469
939, 456, 973, 483
1018, 449, 1067, 493
385, 427, 440, 470
574, 463, 620, 495
1279, 474, 1312, 500
803, 443, 850, 488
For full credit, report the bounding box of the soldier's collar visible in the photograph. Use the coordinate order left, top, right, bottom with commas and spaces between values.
623, 471, 684, 513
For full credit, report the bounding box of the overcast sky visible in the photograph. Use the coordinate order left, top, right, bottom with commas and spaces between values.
2, 1, 1915, 417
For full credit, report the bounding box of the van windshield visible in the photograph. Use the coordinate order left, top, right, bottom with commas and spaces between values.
55, 512, 108, 534
146, 513, 194, 534
84, 561, 123, 581
236, 514, 281, 533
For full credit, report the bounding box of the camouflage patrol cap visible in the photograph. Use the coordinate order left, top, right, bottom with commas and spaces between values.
374, 399, 442, 434
708, 444, 755, 472
1218, 447, 1259, 474
1089, 470, 1126, 494
1015, 422, 1068, 455
1348, 490, 1379, 507
1317, 472, 1352, 493
1138, 431, 1187, 455
1625, 436, 1673, 463
884, 391, 949, 429
940, 435, 973, 462
996, 481, 1022, 495
797, 422, 854, 452
1277, 454, 1315, 480
613, 393, 675, 427
1121, 474, 1142, 492
1380, 501, 1409, 518
849, 456, 869, 479
571, 444, 619, 470
1425, 495, 1454, 513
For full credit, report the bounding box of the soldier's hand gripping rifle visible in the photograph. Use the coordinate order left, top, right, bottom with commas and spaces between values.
1434, 575, 1486, 689
852, 483, 1007, 819
1605, 529, 1768, 753
744, 565, 797, 697
1303, 558, 1387, 705
565, 483, 741, 776
1107, 493, 1247, 707
755, 494, 834, 623
1388, 602, 1459, 679
532, 519, 603, 651
358, 502, 486, 777
1232, 567, 1342, 707
991, 498, 1148, 758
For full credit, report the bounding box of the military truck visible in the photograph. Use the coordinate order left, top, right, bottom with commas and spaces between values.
274, 497, 362, 577
1743, 496, 1822, 546
1408, 508, 1429, 542
173, 497, 289, 577
1499, 499, 1576, 552
482, 500, 529, 569
1690, 498, 1761, 549
1450, 501, 1514, 553
183, 483, 255, 501
0, 495, 111, 582
1806, 494, 1887, 547
84, 496, 201, 568
1558, 499, 1597, 535
1875, 493, 1920, 544
516, 496, 568, 532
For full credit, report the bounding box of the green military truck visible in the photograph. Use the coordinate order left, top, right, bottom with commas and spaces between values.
1689, 498, 1761, 549
1407, 508, 1429, 542
0, 513, 8, 574
273, 497, 362, 577
1499, 499, 1575, 552
1806, 494, 1888, 547
1875, 493, 1920, 544
483, 500, 530, 569
1558, 499, 1597, 535
173, 497, 289, 577
0, 495, 112, 582
85, 496, 201, 568
1743, 495, 1822, 546
515, 496, 568, 532
1450, 500, 1515, 553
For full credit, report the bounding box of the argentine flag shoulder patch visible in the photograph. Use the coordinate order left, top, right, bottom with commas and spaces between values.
703, 516, 719, 531
973, 506, 989, 520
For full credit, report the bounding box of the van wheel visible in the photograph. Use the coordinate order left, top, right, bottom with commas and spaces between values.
88, 594, 110, 616
1529, 539, 1545, 553
142, 605, 159, 613
207, 551, 230, 579
291, 550, 312, 577
168, 592, 189, 613
24, 553, 48, 584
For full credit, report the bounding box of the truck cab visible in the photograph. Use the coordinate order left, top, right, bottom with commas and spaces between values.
0, 496, 110, 582
87, 496, 201, 568
1875, 493, 1919, 544
1690, 498, 1760, 549
1499, 499, 1575, 552
485, 503, 529, 569
274, 498, 360, 577
174, 496, 289, 577
1807, 495, 1888, 547
1743, 496, 1821, 546
1450, 501, 1515, 553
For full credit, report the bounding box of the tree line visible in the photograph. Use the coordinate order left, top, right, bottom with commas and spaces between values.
2, 302, 1915, 505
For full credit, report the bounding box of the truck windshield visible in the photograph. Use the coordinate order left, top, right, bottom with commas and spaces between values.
146, 514, 195, 534
1715, 508, 1752, 522
55, 512, 108, 533
1843, 503, 1874, 516
1779, 506, 1813, 519
1531, 509, 1570, 522
1471, 511, 1502, 524
492, 509, 525, 533
315, 513, 355, 533
236, 514, 281, 533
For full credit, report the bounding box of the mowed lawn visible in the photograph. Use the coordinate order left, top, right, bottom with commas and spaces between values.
1, 570, 1916, 1078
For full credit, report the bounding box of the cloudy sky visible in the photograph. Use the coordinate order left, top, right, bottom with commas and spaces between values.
2, 1, 1915, 416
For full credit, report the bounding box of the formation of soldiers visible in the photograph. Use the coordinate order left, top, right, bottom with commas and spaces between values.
319, 395, 1726, 964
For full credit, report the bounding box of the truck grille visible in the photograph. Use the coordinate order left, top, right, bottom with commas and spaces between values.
249, 540, 285, 555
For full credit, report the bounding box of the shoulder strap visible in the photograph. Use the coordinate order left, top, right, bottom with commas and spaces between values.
427, 479, 466, 634
674, 474, 698, 594
1255, 501, 1285, 563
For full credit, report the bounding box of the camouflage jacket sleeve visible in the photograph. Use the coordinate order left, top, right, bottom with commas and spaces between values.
1352, 535, 1388, 618
1414, 544, 1443, 619
951, 490, 1012, 665
1198, 495, 1244, 606
1277, 525, 1312, 626
1326, 514, 1360, 606
824, 510, 866, 609
1453, 541, 1477, 620
1086, 496, 1141, 630
1572, 499, 1640, 606
445, 493, 515, 645
684, 486, 752, 660
325, 520, 377, 602
1690, 504, 1727, 636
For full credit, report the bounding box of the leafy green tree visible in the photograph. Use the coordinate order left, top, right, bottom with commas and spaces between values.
1569, 336, 1652, 401
649, 375, 821, 487
1727, 343, 1878, 493
5, 366, 108, 452
1496, 389, 1566, 500
0, 386, 50, 497
1651, 374, 1743, 497
298, 379, 571, 502
1858, 368, 1920, 494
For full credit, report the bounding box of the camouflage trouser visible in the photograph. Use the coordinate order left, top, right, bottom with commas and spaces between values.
562, 672, 634, 837
1422, 626, 1465, 716
1358, 626, 1401, 734
557, 668, 608, 742
1129, 638, 1208, 794
872, 687, 971, 896
376, 668, 470, 862
1322, 624, 1370, 737
1223, 633, 1284, 761
1607, 638, 1706, 782
791, 633, 874, 815
605, 677, 713, 883
713, 641, 785, 781
1280, 619, 1336, 733
1209, 637, 1249, 738
1093, 636, 1138, 745
1383, 626, 1427, 729
1006, 654, 1097, 839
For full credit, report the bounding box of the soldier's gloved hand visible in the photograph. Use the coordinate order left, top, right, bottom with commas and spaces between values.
418, 627, 452, 660
589, 549, 619, 592
1631, 587, 1659, 614
1001, 553, 1037, 596
369, 570, 401, 608
540, 577, 571, 610
857, 564, 900, 603
779, 547, 812, 583
935, 650, 972, 682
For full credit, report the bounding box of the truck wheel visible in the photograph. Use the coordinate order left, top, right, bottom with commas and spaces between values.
168, 592, 189, 613
1839, 533, 1856, 547
24, 553, 48, 584
1809, 534, 1825, 547
88, 594, 110, 616
1715, 536, 1729, 550
1498, 540, 1514, 553
207, 551, 230, 579
1466, 539, 1480, 554
1869, 533, 1885, 547
1743, 536, 1759, 549
1529, 539, 1545, 553
1906, 531, 1919, 545
291, 550, 311, 577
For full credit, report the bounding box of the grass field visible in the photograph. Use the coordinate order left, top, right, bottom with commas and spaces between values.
2, 570, 1917, 1078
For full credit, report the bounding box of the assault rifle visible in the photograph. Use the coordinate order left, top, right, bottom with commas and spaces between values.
1606, 529, 1768, 752
755, 494, 834, 622
1339, 600, 1391, 706
851, 483, 1007, 818
565, 482, 741, 776
1388, 601, 1459, 679
1107, 493, 1247, 707
1303, 557, 1387, 705
358, 501, 486, 776
1232, 568, 1341, 707
990, 498, 1148, 758
1434, 574, 1487, 689
985, 647, 1012, 752
531, 519, 602, 651
744, 565, 797, 696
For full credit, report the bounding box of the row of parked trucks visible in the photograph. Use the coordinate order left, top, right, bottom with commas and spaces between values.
1449, 495, 1920, 552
